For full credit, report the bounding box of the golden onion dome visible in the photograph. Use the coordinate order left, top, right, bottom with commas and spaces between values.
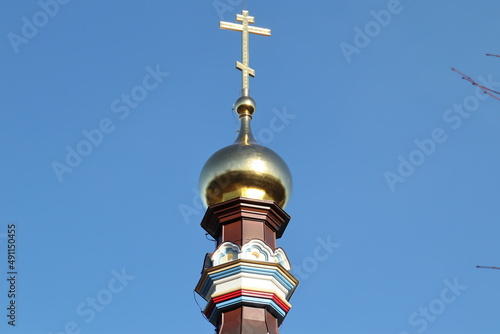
199, 96, 292, 209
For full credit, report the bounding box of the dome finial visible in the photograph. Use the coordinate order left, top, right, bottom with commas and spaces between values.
220, 10, 271, 99
233, 95, 256, 118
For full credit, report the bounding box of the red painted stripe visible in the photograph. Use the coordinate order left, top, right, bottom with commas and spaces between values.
271, 294, 290, 312
211, 289, 290, 313
213, 290, 242, 303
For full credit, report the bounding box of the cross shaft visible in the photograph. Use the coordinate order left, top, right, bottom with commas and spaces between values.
220, 10, 271, 96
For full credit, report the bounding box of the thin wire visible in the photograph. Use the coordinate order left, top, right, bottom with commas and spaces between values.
193, 289, 210, 321
205, 232, 216, 242
232, 107, 240, 133
243, 0, 247, 10
193, 289, 203, 312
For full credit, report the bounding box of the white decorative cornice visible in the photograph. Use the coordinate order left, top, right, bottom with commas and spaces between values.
195, 259, 299, 326
211, 239, 291, 270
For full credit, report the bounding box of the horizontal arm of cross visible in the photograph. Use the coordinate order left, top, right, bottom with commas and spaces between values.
219, 22, 271, 36
236, 13, 254, 23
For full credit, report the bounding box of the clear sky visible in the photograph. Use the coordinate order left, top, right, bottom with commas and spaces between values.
1, 1, 500, 333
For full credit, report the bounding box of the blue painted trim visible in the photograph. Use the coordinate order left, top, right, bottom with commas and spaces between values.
199, 263, 295, 297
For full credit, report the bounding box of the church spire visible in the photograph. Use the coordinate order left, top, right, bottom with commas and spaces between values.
195, 8, 298, 334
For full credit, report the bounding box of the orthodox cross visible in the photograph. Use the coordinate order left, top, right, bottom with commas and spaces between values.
220, 10, 271, 97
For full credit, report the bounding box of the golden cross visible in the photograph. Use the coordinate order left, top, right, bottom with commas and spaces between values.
220, 10, 271, 97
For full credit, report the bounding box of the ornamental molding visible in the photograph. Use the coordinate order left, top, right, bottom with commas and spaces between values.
210, 239, 291, 270
195, 259, 299, 327
205, 289, 289, 326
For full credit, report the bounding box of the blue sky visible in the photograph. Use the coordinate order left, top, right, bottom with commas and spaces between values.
1, 1, 500, 333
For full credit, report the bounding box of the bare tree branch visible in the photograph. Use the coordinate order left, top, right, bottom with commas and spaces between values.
451, 67, 500, 101
476, 265, 500, 270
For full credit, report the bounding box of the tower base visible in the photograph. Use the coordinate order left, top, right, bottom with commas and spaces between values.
218, 306, 279, 334
196, 197, 298, 334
